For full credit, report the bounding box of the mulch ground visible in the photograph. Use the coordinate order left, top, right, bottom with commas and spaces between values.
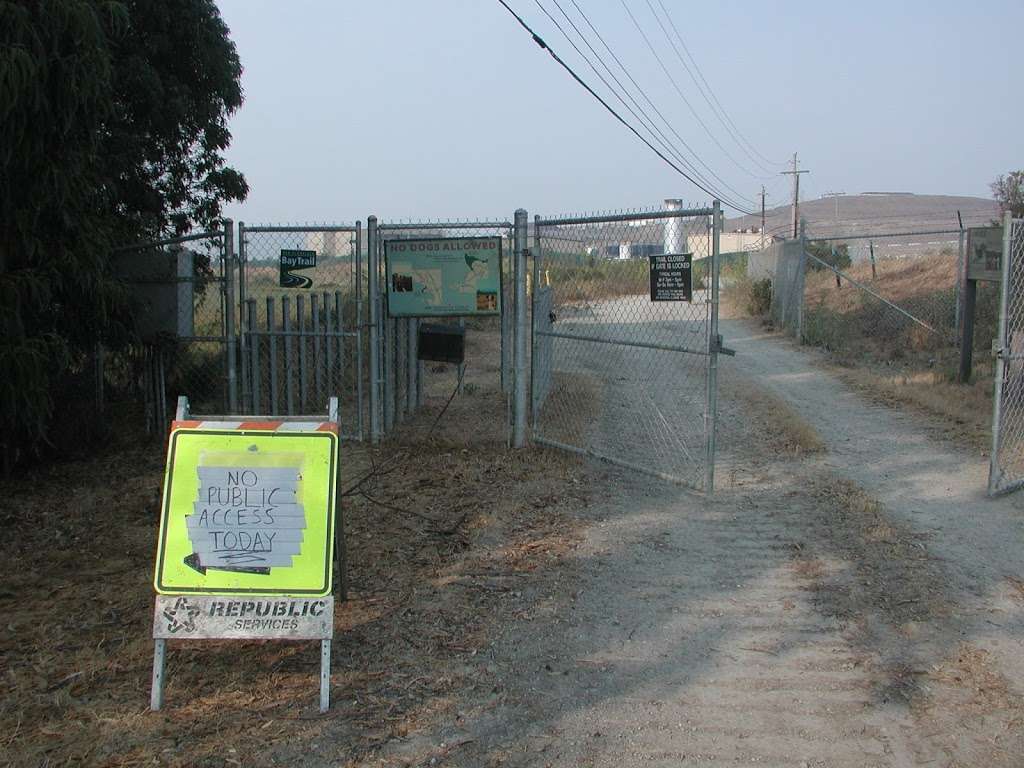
0, 333, 593, 767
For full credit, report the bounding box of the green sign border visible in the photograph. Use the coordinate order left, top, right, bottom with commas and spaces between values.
383, 236, 503, 318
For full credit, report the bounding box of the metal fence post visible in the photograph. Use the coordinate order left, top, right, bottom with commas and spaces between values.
406, 317, 417, 414
797, 218, 808, 344
513, 208, 528, 448
367, 216, 381, 443
956, 229, 966, 339
247, 299, 260, 412
282, 296, 294, 415
531, 215, 541, 428
704, 202, 721, 494
238, 221, 249, 411
355, 221, 365, 440
988, 212, 1015, 494
223, 219, 238, 413
384, 311, 395, 432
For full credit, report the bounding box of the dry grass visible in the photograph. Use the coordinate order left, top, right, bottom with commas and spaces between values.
0, 329, 593, 768
798, 474, 950, 626
721, 376, 826, 456
829, 364, 994, 451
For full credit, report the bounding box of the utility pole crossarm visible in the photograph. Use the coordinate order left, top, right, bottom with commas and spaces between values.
781, 153, 810, 239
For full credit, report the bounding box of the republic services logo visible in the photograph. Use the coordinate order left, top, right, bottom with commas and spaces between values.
163, 597, 201, 634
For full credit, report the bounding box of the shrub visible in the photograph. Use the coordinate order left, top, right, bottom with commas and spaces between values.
806, 241, 851, 272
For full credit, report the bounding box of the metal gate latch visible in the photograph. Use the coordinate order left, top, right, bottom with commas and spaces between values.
712, 334, 736, 356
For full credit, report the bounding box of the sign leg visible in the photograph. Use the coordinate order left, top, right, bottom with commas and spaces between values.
320, 639, 331, 713
151, 638, 166, 711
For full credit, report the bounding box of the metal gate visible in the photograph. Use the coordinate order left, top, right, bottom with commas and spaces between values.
238, 224, 364, 439
989, 215, 1024, 495
531, 203, 722, 491
113, 227, 233, 425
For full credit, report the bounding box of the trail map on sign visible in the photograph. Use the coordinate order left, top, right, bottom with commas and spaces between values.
385, 237, 502, 317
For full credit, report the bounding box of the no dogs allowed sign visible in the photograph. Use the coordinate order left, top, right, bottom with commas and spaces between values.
154, 423, 338, 596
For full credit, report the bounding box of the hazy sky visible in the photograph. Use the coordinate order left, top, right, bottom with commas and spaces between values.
216, 0, 1024, 223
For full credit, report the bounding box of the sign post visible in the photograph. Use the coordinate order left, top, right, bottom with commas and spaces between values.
150, 396, 342, 713
960, 226, 1003, 383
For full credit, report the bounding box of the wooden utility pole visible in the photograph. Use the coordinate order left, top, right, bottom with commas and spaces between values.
823, 191, 845, 223
760, 186, 767, 248
781, 153, 809, 238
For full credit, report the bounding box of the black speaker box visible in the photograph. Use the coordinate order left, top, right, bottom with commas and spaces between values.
417, 322, 465, 364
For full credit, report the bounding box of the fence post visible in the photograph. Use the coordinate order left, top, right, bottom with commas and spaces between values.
238, 221, 249, 411
247, 299, 260, 412
406, 317, 417, 414
282, 296, 294, 415
267, 297, 278, 414
955, 229, 965, 339
513, 208, 528, 448
367, 216, 381, 443
531, 214, 541, 429
704, 201, 721, 494
869, 239, 877, 280
384, 312, 395, 432
223, 219, 238, 413
797, 219, 808, 343
355, 221, 365, 440
988, 212, 1014, 494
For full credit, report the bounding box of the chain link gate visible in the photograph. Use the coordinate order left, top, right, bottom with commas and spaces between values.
371, 219, 514, 442
238, 224, 365, 439
989, 216, 1024, 495
113, 227, 233, 426
531, 203, 722, 491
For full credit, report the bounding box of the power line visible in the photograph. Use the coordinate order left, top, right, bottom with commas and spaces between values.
494, 0, 755, 214
653, 0, 786, 170
618, 0, 769, 183
536, 0, 745, 206
547, 0, 757, 208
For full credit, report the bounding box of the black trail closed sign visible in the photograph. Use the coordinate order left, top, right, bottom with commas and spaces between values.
649, 253, 692, 302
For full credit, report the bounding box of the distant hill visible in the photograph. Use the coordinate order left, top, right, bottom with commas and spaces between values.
726, 193, 998, 240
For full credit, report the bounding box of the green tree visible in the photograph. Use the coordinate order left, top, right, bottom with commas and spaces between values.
991, 171, 1024, 219
0, 0, 247, 465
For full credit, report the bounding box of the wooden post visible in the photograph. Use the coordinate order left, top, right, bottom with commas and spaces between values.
869, 241, 877, 279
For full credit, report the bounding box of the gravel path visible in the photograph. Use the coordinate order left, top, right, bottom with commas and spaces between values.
427, 313, 1024, 767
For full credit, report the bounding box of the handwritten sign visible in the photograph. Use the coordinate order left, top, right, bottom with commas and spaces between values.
187, 467, 305, 571
155, 427, 337, 596
649, 253, 692, 302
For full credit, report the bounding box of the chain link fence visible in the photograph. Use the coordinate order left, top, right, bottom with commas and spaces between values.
990, 217, 1024, 494
532, 205, 719, 490
107, 229, 230, 431
767, 228, 970, 370
239, 225, 364, 436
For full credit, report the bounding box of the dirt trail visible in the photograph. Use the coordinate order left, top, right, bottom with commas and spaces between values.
414, 317, 1024, 767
